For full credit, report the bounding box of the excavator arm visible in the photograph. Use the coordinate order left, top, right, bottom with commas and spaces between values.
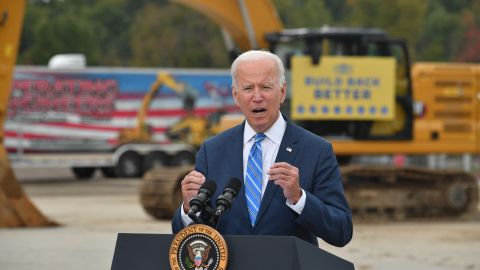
0, 0, 54, 227
172, 0, 283, 51
118, 0, 284, 144
119, 72, 186, 143
137, 73, 186, 133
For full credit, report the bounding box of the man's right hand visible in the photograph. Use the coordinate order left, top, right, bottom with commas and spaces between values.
181, 170, 206, 213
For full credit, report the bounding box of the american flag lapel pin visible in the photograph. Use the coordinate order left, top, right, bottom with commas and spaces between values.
286, 147, 292, 152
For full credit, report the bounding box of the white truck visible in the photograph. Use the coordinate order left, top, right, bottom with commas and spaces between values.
7, 60, 236, 178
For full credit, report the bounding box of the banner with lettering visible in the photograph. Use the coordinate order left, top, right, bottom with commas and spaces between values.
291, 56, 396, 120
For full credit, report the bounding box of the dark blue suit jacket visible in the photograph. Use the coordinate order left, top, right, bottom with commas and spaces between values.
172, 120, 352, 247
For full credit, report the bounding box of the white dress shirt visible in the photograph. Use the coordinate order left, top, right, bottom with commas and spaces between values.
243, 113, 306, 214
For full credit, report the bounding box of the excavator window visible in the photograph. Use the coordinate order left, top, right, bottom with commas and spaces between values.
265, 27, 413, 140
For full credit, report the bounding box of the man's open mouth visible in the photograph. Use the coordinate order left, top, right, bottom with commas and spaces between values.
252, 108, 266, 115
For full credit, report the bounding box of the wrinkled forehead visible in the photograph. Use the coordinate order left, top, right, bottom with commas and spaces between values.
235, 59, 278, 81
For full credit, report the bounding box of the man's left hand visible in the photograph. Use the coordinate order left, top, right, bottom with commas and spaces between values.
268, 162, 302, 204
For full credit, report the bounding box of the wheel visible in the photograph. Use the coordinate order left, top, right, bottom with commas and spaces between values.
171, 151, 195, 166
115, 151, 143, 178
71, 167, 95, 180
445, 182, 469, 213
139, 167, 192, 219
143, 151, 168, 172
100, 167, 117, 178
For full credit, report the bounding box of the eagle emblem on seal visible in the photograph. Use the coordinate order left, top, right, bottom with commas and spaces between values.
185, 239, 214, 270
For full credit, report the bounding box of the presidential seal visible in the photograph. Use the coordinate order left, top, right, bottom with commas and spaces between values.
169, 224, 228, 270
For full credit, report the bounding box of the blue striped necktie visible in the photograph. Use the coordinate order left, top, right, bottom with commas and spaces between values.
245, 133, 266, 226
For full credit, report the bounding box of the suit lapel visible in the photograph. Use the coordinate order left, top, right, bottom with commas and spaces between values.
226, 124, 244, 186
254, 121, 301, 228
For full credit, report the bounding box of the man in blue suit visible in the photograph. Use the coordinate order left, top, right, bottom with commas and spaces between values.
172, 50, 352, 247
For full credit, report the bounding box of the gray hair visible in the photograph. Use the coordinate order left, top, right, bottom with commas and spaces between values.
230, 50, 285, 89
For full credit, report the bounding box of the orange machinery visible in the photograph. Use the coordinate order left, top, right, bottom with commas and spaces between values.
0, 0, 54, 227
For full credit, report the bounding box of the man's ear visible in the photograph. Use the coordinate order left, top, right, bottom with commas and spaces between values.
232, 87, 240, 106
280, 82, 287, 103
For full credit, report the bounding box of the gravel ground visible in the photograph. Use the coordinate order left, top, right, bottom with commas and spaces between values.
1, 168, 479, 270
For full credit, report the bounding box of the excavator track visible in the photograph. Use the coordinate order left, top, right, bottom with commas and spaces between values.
139, 166, 192, 219
139, 165, 479, 222
342, 165, 479, 221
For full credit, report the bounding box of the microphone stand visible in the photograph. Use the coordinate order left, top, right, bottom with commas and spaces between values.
187, 212, 204, 225
211, 212, 220, 229
187, 204, 216, 226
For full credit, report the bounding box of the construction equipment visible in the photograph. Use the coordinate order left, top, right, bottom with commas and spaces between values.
108, 72, 200, 177
1, 0, 477, 224
266, 28, 479, 219
0, 0, 55, 227
9, 65, 234, 179
171, 0, 283, 56
9, 69, 233, 178
140, 0, 479, 221
119, 72, 197, 143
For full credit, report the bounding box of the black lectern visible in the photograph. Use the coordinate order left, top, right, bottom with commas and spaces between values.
111, 233, 354, 270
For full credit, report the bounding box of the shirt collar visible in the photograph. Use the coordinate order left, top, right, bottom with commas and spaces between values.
243, 113, 286, 145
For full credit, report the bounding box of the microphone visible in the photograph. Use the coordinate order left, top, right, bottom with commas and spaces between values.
215, 178, 242, 216
188, 180, 217, 222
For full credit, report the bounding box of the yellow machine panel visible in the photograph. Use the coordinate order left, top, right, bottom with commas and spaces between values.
332, 62, 480, 155
291, 56, 396, 120
413, 63, 479, 145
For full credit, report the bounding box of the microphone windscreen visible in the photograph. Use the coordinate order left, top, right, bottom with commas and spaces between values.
227, 178, 242, 193
201, 180, 217, 194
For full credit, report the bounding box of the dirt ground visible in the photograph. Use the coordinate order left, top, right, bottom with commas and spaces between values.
1, 168, 479, 270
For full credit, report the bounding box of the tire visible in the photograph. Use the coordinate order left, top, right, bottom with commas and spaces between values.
143, 151, 168, 172
115, 151, 143, 178
71, 167, 95, 180
139, 167, 191, 219
100, 167, 117, 178
171, 151, 195, 166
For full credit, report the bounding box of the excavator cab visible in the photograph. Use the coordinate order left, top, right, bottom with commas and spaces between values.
265, 26, 413, 140
166, 109, 229, 149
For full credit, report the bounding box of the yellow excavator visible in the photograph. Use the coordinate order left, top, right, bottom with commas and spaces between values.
0, 0, 55, 227
1, 0, 478, 226
141, 0, 480, 221
171, 0, 283, 55
118, 72, 188, 143
118, 71, 223, 148
0, 0, 281, 228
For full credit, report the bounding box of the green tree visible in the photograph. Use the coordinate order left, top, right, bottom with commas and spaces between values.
19, 0, 100, 65
347, 0, 427, 60
86, 0, 133, 66
130, 3, 228, 67
17, 0, 478, 66
323, 0, 351, 25
416, 2, 463, 61
273, 0, 331, 28
18, 2, 47, 64
455, 10, 480, 62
